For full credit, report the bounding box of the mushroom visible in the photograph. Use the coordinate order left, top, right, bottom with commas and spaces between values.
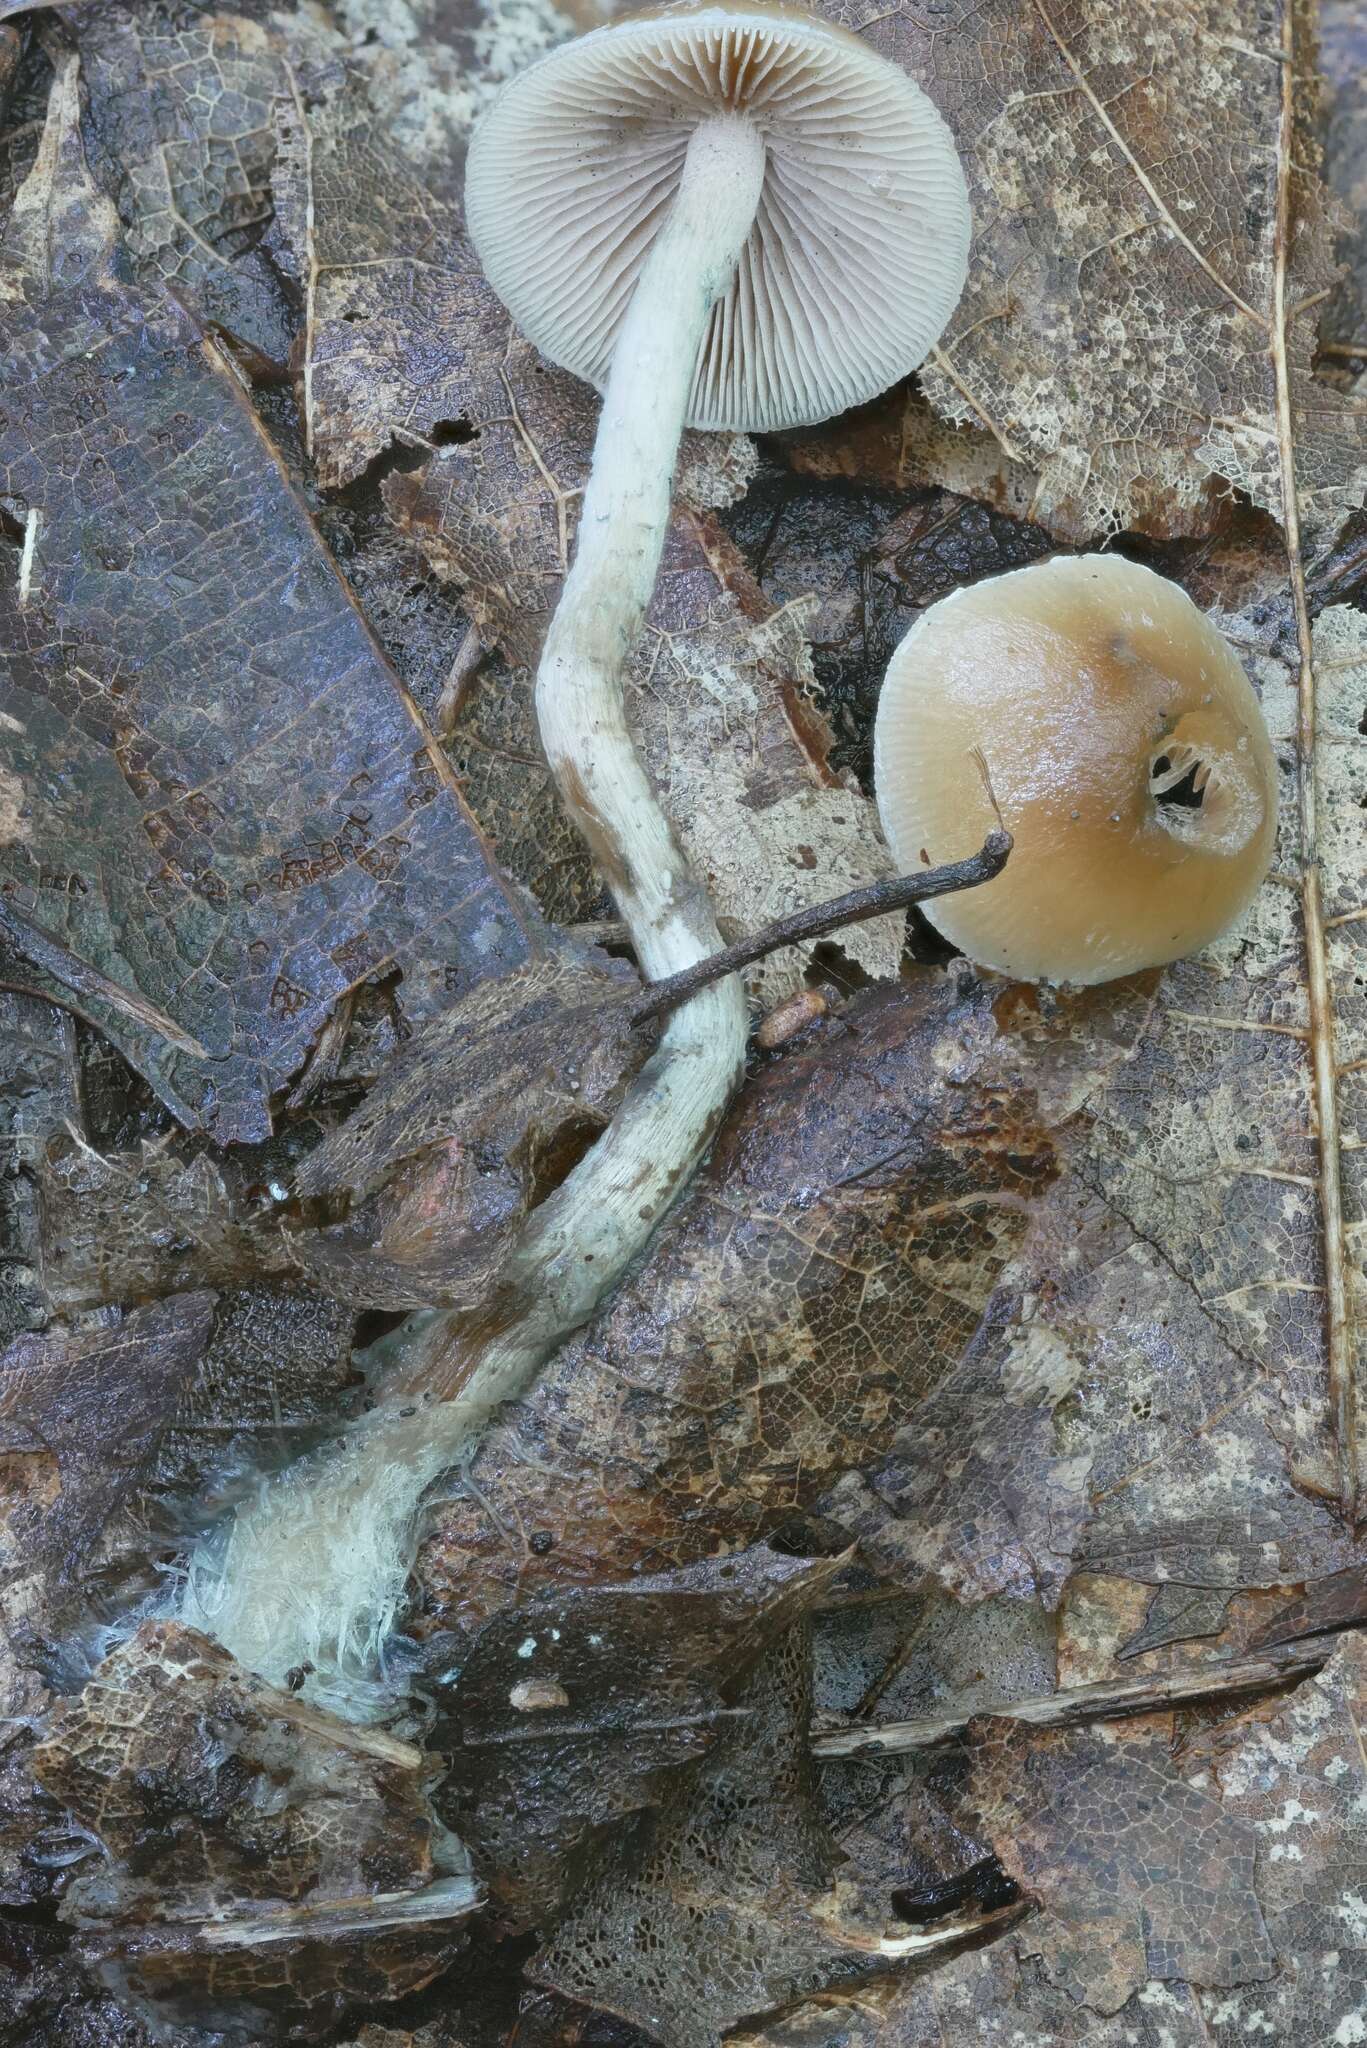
172, 12, 972, 1717
873, 554, 1278, 985
465, 0, 970, 992
461, 0, 970, 1340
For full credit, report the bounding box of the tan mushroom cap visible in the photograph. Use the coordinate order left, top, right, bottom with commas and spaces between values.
464, 2, 970, 432
873, 555, 1279, 985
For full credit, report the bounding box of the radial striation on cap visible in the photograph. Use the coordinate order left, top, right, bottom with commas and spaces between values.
873, 555, 1280, 986
465, 4, 971, 433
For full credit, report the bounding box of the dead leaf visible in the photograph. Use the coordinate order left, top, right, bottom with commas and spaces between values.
1189, 1629, 1367, 2043
416, 976, 1055, 1635
532, 1623, 1014, 2048
290, 952, 645, 1310
439, 1546, 843, 1930
274, 72, 901, 999
1247, 1559, 1367, 1646
1320, 0, 1367, 348
829, 598, 1365, 1606
722, 473, 1060, 791
966, 1714, 1273, 2012
821, 0, 1367, 541
30, 1621, 478, 2030
58, 3, 299, 358
0, 987, 78, 1345
0, 266, 576, 1139
0, 1292, 217, 1588
0, 45, 116, 298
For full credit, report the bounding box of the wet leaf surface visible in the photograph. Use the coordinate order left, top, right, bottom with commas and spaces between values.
437, 1547, 843, 1931
291, 953, 644, 1310
30, 1622, 478, 2034
0, 275, 560, 1141
275, 73, 901, 993
0, 0, 1365, 2040
533, 1624, 1014, 2048
416, 977, 1055, 1635
0, 1292, 218, 1594
966, 1713, 1274, 2011
824, 0, 1367, 541
0, 988, 79, 1344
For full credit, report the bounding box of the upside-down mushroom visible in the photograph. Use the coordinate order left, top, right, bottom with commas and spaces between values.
873, 554, 1279, 984
178, 7, 972, 1713
465, 0, 972, 1230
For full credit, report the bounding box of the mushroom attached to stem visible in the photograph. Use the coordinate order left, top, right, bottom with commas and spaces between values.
176, 10, 970, 1717
873, 554, 1279, 985
466, 0, 971, 987
458, 0, 971, 1337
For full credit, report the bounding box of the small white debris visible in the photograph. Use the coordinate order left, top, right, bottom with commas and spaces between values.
510, 1677, 569, 1711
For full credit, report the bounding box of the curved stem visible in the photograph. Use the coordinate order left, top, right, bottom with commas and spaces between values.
179, 117, 768, 1716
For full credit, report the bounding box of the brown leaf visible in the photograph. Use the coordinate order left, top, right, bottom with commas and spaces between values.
30, 1621, 478, 2029
831, 595, 1366, 1606
439, 1546, 843, 1930
1247, 1560, 1367, 1646
275, 73, 900, 999
0, 1292, 217, 1586
416, 976, 1055, 1635
58, 3, 298, 357
824, 0, 1367, 540
290, 952, 644, 1310
967, 1713, 1274, 2012
532, 1624, 1009, 2048
0, 268, 569, 1141
1189, 1630, 1367, 2043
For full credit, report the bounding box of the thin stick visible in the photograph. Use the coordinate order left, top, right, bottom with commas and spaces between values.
630, 831, 1012, 1024
810, 1636, 1330, 1757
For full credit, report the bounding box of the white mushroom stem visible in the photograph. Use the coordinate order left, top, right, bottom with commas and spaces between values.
539, 111, 767, 978
178, 117, 767, 1718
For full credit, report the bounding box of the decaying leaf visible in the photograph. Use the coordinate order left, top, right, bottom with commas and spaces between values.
274, 72, 902, 999
0, 0, 1364, 2039
290, 952, 644, 1309
29, 1621, 478, 2031
1190, 1629, 1367, 2042
1248, 1558, 1367, 1645
417, 976, 1055, 1634
533, 1624, 1015, 2048
58, 2, 327, 360
965, 1713, 1274, 2011
721, 468, 1059, 787
1321, 0, 1367, 345
819, 0, 1367, 541
0, 987, 78, 1344
0, 44, 117, 298
438, 1546, 843, 1931
828, 598, 1365, 1607
31, 1128, 297, 1309
0, 1291, 217, 1590
0, 260, 573, 1139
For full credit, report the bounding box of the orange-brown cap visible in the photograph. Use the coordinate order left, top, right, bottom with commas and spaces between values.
873, 555, 1278, 985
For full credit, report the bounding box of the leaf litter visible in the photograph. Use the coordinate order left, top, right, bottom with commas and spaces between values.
0, 0, 1364, 2043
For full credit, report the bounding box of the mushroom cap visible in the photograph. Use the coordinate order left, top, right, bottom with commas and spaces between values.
464, 3, 970, 432
873, 554, 1279, 985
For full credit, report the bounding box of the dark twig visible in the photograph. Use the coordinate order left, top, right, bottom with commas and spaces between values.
810, 1636, 1332, 1757
630, 830, 1012, 1025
